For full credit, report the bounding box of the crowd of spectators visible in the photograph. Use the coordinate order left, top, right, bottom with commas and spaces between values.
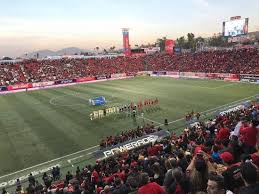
144, 48, 259, 74
0, 64, 26, 86
4, 102, 259, 194
99, 123, 156, 149
0, 48, 258, 86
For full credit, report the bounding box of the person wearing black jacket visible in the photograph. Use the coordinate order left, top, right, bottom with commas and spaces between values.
111, 177, 129, 194
240, 162, 259, 194
168, 168, 190, 194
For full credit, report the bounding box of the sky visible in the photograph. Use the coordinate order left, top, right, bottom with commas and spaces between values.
0, 0, 259, 57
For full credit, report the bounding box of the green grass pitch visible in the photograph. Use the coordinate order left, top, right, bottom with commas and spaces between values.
0, 76, 258, 180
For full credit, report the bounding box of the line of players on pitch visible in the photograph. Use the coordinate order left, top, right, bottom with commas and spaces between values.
90, 98, 159, 120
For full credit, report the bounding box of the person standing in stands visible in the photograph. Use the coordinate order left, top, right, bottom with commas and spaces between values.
111, 177, 129, 194
2, 188, 9, 194
239, 162, 259, 194
220, 152, 244, 194
127, 176, 139, 194
28, 173, 35, 186
240, 120, 258, 154
250, 141, 259, 167
66, 171, 73, 184
216, 124, 230, 142
207, 173, 227, 194
34, 181, 43, 194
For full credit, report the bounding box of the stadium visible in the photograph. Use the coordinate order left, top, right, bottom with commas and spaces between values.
1, 2, 259, 194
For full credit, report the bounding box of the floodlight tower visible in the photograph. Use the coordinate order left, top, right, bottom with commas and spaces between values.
122, 28, 131, 56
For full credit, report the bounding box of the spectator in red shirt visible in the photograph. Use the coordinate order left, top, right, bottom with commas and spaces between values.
138, 173, 166, 194
242, 120, 258, 154
216, 124, 230, 141
91, 169, 99, 184
147, 145, 159, 156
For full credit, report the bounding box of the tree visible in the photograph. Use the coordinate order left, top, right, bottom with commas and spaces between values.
109, 46, 116, 52
176, 36, 186, 48
156, 36, 167, 51
103, 49, 108, 54
208, 35, 226, 47
187, 33, 195, 50
195, 36, 205, 43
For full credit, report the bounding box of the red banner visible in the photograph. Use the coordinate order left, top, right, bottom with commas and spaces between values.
165, 39, 174, 54
76, 77, 96, 82
7, 83, 33, 91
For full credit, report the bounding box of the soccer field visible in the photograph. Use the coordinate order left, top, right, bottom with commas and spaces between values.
0, 77, 258, 184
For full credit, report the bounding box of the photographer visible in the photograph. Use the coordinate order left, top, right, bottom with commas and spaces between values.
186, 151, 216, 193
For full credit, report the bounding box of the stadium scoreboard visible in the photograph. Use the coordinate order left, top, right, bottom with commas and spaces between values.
222, 17, 249, 37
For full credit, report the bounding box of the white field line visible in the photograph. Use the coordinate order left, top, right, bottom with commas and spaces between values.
0, 145, 99, 179
137, 115, 163, 125
188, 83, 238, 90
157, 94, 258, 127
49, 92, 87, 107
68, 152, 93, 163
1, 94, 257, 180
211, 83, 237, 89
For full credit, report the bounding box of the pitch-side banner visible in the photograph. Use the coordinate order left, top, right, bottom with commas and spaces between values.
219, 105, 245, 116
165, 39, 174, 54
0, 86, 7, 92
7, 83, 33, 90
32, 81, 55, 88
93, 130, 171, 160
75, 77, 96, 82
111, 73, 127, 78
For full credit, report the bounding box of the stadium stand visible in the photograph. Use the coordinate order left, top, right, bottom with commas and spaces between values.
5, 103, 258, 194
0, 48, 258, 86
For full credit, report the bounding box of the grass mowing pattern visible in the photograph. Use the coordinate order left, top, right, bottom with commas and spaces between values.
0, 77, 258, 178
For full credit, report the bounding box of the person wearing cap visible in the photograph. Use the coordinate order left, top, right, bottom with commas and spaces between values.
216, 124, 230, 142
220, 152, 244, 193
